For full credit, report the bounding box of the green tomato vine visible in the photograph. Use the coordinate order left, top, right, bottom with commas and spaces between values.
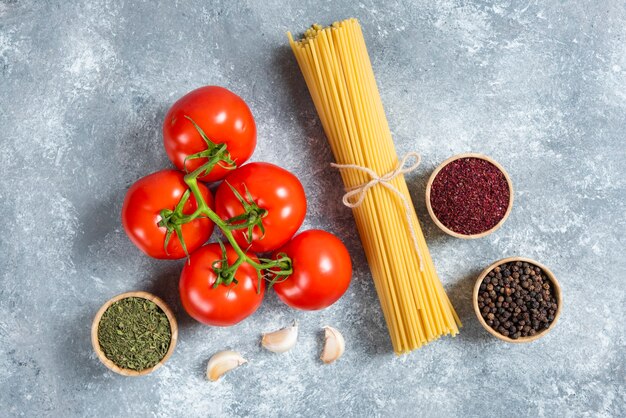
157, 118, 292, 292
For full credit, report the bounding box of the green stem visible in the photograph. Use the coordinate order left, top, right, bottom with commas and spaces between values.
179, 156, 291, 290
157, 115, 291, 291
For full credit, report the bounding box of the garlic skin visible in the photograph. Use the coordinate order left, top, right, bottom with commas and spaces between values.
261, 321, 298, 353
206, 351, 247, 381
321, 326, 345, 364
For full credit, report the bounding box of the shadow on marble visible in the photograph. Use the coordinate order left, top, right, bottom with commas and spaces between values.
144, 264, 197, 330
448, 268, 493, 343
73, 103, 171, 263
406, 169, 450, 246
69, 308, 107, 381
270, 45, 348, 222
74, 189, 126, 261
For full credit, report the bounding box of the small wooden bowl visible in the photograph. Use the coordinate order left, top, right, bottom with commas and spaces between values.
473, 257, 562, 343
425, 153, 514, 239
91, 291, 178, 376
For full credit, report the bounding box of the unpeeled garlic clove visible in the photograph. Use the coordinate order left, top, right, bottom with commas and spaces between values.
206, 350, 247, 381
261, 321, 298, 353
320, 326, 345, 364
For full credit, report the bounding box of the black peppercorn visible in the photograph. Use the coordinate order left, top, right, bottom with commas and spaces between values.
478, 261, 558, 339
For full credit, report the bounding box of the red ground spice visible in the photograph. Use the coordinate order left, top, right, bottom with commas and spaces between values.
430, 157, 510, 235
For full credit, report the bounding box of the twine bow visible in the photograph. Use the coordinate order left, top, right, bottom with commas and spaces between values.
331, 152, 424, 269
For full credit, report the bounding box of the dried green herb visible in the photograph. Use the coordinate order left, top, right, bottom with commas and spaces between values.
97, 297, 171, 371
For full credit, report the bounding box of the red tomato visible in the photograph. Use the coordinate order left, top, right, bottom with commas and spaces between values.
121, 169, 214, 259
179, 243, 265, 326
214, 162, 306, 253
272, 230, 352, 310
163, 86, 257, 182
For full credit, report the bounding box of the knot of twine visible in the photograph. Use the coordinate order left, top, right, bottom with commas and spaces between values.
331, 152, 424, 269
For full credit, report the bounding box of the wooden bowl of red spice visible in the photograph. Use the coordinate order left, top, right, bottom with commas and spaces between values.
425, 153, 513, 239
473, 257, 562, 343
91, 291, 178, 376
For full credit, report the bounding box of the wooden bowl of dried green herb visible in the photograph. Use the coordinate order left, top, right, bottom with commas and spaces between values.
91, 291, 178, 376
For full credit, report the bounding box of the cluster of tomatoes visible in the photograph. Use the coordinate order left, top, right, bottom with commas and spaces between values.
121, 86, 352, 326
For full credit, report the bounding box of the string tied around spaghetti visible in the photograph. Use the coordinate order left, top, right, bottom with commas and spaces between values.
330, 151, 424, 269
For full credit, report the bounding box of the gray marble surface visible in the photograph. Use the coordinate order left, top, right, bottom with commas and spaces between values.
1, 0, 624, 417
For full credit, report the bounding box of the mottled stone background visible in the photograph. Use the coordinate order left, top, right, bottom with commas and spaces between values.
0, 0, 624, 417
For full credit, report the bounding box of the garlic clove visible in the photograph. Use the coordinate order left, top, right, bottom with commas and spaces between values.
206, 350, 247, 382
320, 326, 345, 364
261, 321, 298, 353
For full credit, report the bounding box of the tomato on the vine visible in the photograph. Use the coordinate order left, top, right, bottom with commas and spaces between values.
214, 162, 306, 253
121, 169, 214, 259
179, 243, 265, 326
272, 230, 352, 310
163, 86, 257, 183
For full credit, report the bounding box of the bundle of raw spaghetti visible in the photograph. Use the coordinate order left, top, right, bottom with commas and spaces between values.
288, 19, 460, 353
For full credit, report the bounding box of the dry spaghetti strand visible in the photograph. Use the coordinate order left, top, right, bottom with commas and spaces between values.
288, 19, 461, 353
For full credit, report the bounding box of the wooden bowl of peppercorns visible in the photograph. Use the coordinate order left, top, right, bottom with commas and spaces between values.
473, 257, 562, 343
